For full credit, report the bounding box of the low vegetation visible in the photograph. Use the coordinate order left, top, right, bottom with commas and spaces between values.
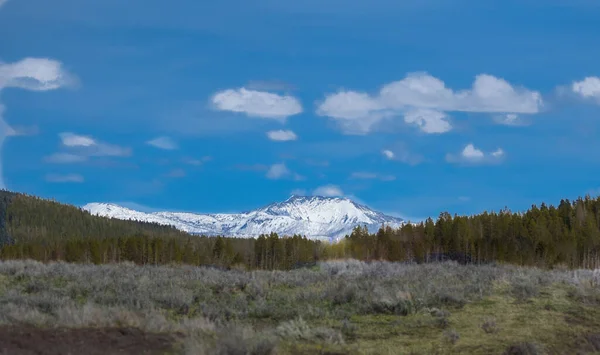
3, 191, 600, 353
1, 259, 600, 354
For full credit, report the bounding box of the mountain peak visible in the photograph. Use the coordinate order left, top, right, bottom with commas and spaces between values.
84, 195, 405, 241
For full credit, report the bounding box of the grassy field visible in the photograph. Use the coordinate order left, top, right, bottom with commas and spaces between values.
0, 260, 599, 354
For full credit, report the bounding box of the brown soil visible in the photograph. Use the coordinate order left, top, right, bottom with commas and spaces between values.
0, 326, 178, 355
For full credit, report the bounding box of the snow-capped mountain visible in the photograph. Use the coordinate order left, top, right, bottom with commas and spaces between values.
82, 195, 404, 241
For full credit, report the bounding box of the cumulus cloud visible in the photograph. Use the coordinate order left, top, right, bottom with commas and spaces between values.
46, 133, 130, 164
317, 72, 542, 134
0, 58, 74, 189
266, 163, 304, 180
60, 132, 96, 147
382, 150, 395, 159
266, 163, 290, 179
493, 113, 530, 126
446, 143, 505, 164
461, 144, 485, 159
266, 129, 298, 141
312, 184, 344, 197
10, 125, 39, 136
60, 133, 130, 157
0, 105, 15, 189
45, 173, 84, 183
350, 172, 396, 181
147, 136, 178, 150
403, 108, 451, 134
0, 58, 75, 91
382, 145, 423, 165
316, 91, 392, 134
182, 156, 211, 166
44, 153, 88, 164
572, 77, 600, 102
212, 88, 302, 120
491, 148, 505, 158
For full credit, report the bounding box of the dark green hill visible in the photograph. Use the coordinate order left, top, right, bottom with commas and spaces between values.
0, 190, 190, 245
0, 190, 320, 269
2, 189, 600, 270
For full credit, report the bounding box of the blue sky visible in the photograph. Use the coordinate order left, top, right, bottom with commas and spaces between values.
1, 0, 600, 220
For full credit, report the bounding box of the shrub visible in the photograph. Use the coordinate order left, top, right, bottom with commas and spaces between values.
510, 277, 540, 301
503, 342, 540, 355
443, 329, 460, 345
275, 317, 344, 345
481, 317, 499, 334
340, 318, 358, 340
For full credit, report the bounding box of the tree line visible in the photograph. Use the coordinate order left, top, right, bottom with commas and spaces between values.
1, 190, 600, 269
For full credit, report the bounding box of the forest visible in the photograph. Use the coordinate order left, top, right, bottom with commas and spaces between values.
1, 189, 600, 270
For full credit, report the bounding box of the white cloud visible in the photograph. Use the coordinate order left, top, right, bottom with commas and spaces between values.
182, 156, 211, 166
147, 136, 178, 150
266, 129, 298, 141
493, 113, 529, 126
44, 153, 88, 164
462, 144, 485, 160
572, 77, 600, 102
266, 163, 291, 179
312, 184, 344, 197
403, 108, 451, 134
316, 91, 391, 134
350, 172, 396, 181
88, 143, 130, 157
446, 143, 505, 164
60, 132, 96, 147
0, 0, 8, 9
380, 73, 542, 113
10, 125, 39, 136
0, 58, 74, 190
491, 148, 505, 157
60, 133, 130, 157
317, 72, 542, 134
0, 58, 75, 91
382, 150, 395, 159
265, 163, 303, 180
0, 105, 14, 189
46, 133, 130, 164
382, 145, 423, 165
45, 173, 84, 183
212, 88, 302, 119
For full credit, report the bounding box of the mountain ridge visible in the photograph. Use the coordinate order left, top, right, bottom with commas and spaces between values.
83, 195, 405, 241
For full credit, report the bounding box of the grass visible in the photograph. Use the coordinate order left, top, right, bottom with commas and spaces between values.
0, 259, 599, 354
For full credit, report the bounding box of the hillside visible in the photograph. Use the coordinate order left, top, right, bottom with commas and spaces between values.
0, 190, 321, 269
2, 189, 600, 270
83, 195, 405, 241
0, 190, 191, 245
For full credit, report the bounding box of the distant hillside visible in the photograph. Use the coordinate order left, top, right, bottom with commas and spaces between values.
0, 190, 191, 245
0, 191, 15, 246
84, 195, 405, 241
0, 190, 321, 270
3, 189, 600, 270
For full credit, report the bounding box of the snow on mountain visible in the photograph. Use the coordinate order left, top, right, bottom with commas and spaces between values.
82, 195, 405, 241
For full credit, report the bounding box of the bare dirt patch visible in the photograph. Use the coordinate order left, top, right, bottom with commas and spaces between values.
0, 326, 177, 355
